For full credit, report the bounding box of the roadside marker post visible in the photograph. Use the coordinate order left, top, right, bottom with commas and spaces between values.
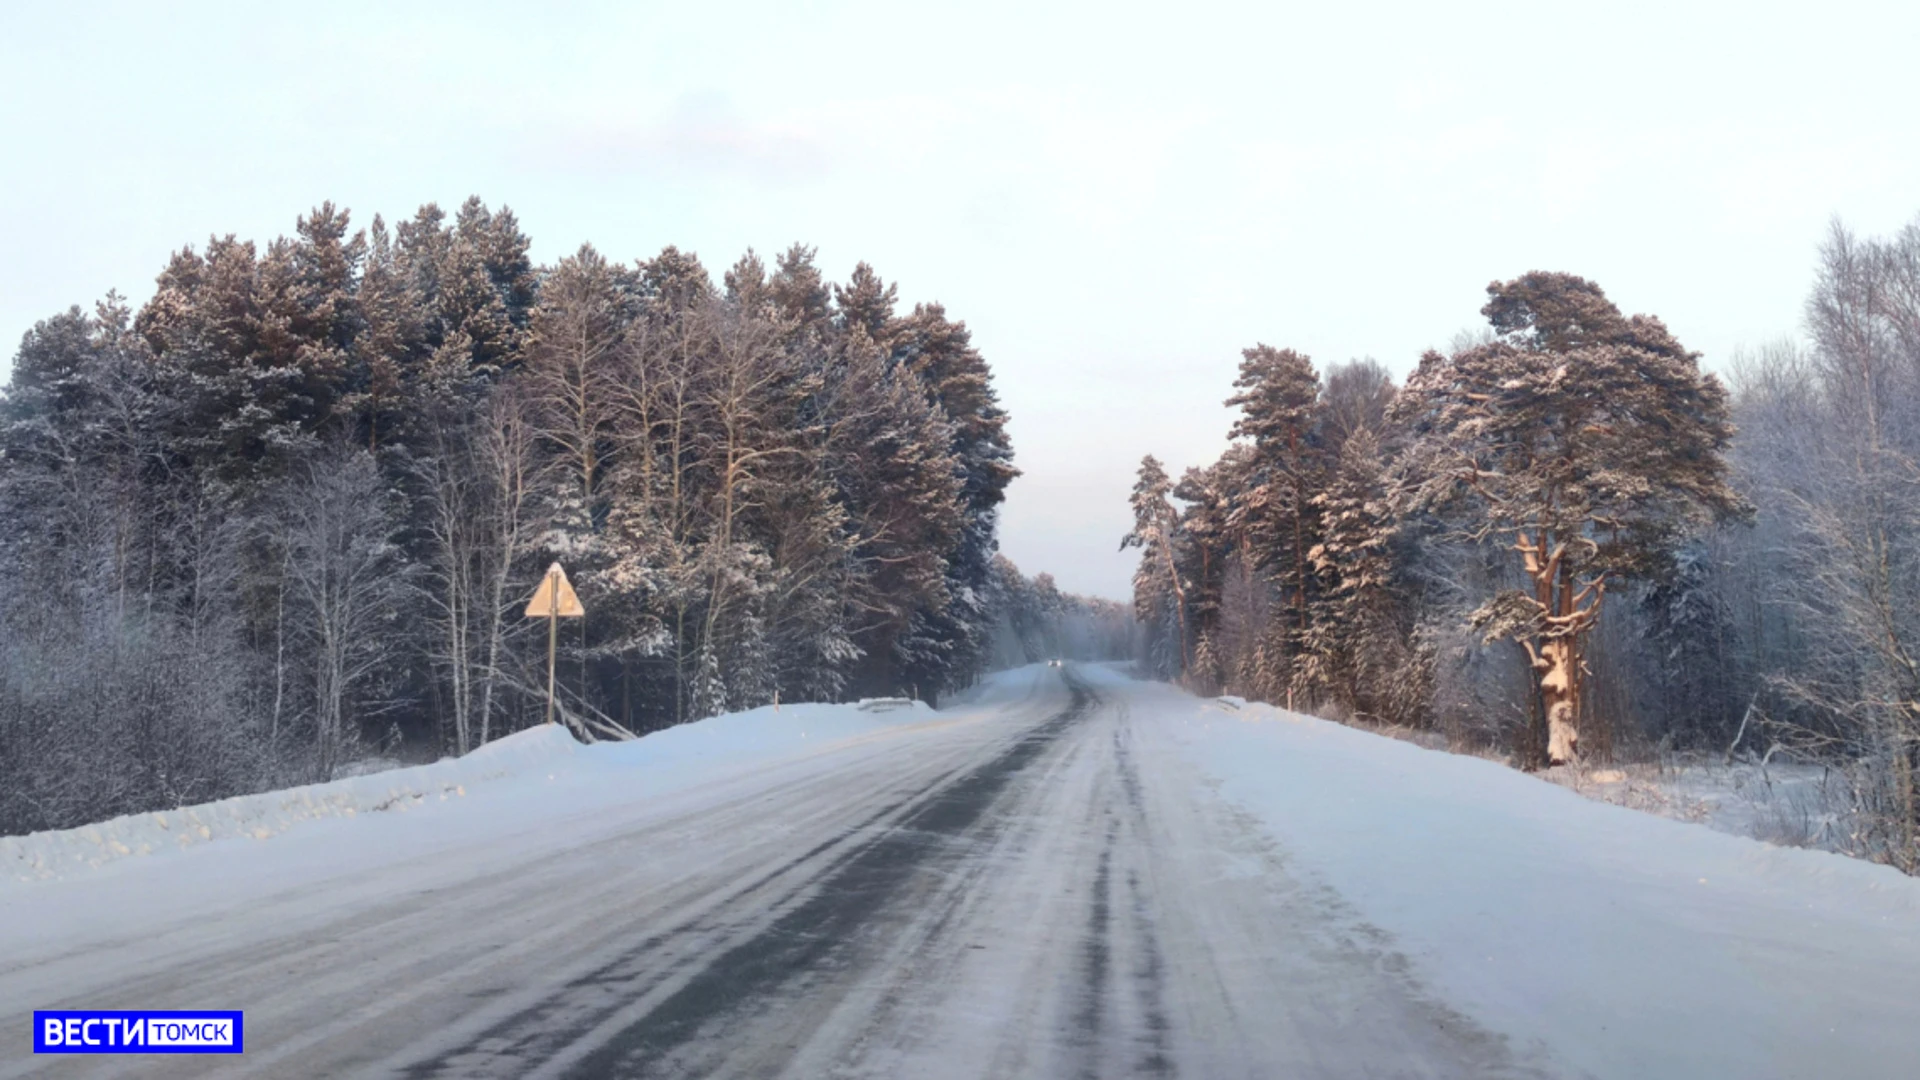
524, 562, 585, 726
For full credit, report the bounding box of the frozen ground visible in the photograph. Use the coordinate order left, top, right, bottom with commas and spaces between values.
3, 665, 1918, 1078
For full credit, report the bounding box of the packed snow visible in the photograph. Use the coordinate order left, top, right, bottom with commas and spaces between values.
1133, 668, 1920, 1079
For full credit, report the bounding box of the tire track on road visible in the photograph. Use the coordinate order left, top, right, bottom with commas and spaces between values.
388, 676, 1099, 1079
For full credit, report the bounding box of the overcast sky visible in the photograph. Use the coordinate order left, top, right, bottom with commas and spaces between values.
4, 1, 1917, 600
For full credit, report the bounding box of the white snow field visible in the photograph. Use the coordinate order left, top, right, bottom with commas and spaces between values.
2, 664, 1916, 1078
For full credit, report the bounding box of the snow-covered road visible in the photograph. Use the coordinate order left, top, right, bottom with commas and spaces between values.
5, 663, 1920, 1078
3, 666, 1539, 1078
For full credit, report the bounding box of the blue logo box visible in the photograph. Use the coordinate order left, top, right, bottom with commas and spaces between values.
33, 1010, 244, 1054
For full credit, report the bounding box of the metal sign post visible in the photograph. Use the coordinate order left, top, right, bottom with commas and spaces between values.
524, 562, 585, 726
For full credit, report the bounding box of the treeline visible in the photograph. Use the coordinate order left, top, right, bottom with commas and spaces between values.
0, 197, 1057, 836
1125, 217, 1920, 873
990, 555, 1137, 667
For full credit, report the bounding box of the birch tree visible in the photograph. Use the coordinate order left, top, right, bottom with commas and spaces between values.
1737, 221, 1920, 869
272, 446, 409, 778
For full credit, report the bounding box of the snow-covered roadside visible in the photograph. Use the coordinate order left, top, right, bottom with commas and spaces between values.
0, 693, 959, 885
1555, 759, 1858, 856
1284, 708, 1863, 860
1097, 666, 1920, 1080
0, 726, 563, 881
0, 674, 1070, 991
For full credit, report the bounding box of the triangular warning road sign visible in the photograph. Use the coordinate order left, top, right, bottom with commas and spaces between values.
525, 562, 585, 618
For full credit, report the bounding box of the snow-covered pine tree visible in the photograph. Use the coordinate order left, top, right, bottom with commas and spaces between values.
1226, 345, 1326, 680
714, 256, 862, 706
689, 638, 728, 721
768, 244, 836, 342
688, 263, 799, 713
1191, 632, 1222, 696
824, 318, 964, 698
1300, 426, 1427, 723
1640, 543, 1741, 748
1172, 460, 1238, 688
1390, 272, 1746, 765
391, 198, 533, 396
834, 262, 899, 350
521, 244, 631, 512
341, 215, 416, 451
1121, 454, 1189, 678
135, 230, 338, 481
893, 302, 1018, 697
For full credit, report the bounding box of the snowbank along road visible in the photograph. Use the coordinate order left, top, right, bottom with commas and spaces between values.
5, 663, 1920, 1078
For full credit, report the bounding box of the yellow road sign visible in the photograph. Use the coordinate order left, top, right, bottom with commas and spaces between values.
525, 563, 585, 618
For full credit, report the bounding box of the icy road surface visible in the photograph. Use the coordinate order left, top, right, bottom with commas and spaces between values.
5, 663, 1919, 1078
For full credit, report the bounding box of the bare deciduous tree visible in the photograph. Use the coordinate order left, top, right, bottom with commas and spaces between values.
272, 446, 409, 778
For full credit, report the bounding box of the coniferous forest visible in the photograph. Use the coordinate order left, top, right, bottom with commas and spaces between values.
0, 198, 1131, 836
1124, 218, 1920, 874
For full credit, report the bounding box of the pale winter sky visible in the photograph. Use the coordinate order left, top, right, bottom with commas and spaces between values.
4, 1, 1917, 600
